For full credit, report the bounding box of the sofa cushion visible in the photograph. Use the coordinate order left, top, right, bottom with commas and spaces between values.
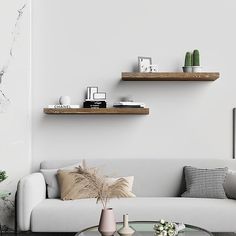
182, 166, 228, 199
40, 162, 81, 198
224, 170, 236, 199
40, 160, 81, 169
57, 168, 135, 200
31, 197, 236, 232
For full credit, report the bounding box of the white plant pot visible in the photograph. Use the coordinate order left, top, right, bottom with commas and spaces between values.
182, 66, 192, 73
192, 66, 202, 72
59, 96, 71, 105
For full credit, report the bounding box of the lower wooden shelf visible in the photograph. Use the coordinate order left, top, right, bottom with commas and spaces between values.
44, 108, 149, 115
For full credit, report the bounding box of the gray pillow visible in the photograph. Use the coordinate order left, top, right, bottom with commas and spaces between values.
41, 162, 81, 199
224, 170, 236, 199
182, 166, 228, 199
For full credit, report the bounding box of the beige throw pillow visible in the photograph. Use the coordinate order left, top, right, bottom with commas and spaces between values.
107, 176, 135, 196
57, 169, 135, 200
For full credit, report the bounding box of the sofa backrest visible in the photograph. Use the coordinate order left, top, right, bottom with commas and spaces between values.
40, 158, 236, 197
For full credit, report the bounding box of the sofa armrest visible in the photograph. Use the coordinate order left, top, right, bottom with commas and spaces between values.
17, 173, 46, 231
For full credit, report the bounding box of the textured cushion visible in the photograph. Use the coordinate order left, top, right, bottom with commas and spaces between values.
57, 169, 135, 200
31, 197, 236, 232
40, 163, 80, 198
224, 170, 236, 199
182, 166, 228, 199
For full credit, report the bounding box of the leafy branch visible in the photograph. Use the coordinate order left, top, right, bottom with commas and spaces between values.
0, 171, 7, 183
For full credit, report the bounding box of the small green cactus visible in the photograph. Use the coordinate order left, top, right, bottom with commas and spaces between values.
184, 52, 192, 67
193, 49, 200, 66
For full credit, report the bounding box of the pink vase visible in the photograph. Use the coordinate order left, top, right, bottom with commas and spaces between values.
98, 208, 116, 236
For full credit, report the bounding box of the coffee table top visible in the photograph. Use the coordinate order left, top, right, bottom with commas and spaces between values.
75, 221, 213, 236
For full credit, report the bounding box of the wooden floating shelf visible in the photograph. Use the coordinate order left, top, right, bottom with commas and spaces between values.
44, 108, 149, 115
122, 72, 220, 81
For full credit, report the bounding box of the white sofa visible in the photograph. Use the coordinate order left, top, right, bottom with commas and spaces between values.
17, 159, 236, 233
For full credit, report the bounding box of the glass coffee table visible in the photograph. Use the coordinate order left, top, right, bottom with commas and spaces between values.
75, 221, 213, 236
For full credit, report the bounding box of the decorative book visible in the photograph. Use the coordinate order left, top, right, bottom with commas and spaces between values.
83, 101, 107, 108
113, 102, 145, 108
48, 105, 80, 109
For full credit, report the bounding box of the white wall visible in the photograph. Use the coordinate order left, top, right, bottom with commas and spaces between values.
0, 0, 31, 226
32, 0, 236, 170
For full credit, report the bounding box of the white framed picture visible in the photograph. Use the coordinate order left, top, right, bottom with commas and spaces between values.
87, 87, 98, 100
93, 92, 106, 100
138, 57, 152, 72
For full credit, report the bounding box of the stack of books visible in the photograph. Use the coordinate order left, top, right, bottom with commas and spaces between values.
48, 105, 80, 109
113, 101, 145, 108
83, 87, 107, 108
83, 100, 107, 108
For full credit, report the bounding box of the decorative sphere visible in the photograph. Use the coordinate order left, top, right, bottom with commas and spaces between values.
59, 96, 71, 105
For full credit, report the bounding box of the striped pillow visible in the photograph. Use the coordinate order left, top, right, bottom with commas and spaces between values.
182, 166, 228, 199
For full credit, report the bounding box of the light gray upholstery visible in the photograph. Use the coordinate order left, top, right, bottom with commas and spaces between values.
40, 160, 80, 169
17, 173, 46, 231
31, 198, 236, 232
17, 158, 236, 232
40, 158, 236, 197
224, 170, 236, 199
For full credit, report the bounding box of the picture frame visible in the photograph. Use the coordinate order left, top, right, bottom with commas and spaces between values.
138, 56, 152, 72
93, 92, 106, 100
87, 87, 98, 100
150, 65, 158, 72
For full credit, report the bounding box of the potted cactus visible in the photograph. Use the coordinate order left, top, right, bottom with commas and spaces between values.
182, 52, 192, 72
192, 49, 202, 72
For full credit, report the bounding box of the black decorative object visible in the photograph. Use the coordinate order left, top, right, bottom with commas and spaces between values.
83, 101, 107, 108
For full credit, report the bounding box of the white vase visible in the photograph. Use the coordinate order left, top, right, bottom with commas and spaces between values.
118, 214, 135, 236
59, 96, 71, 105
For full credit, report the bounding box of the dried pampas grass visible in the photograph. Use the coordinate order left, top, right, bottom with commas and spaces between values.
74, 166, 129, 209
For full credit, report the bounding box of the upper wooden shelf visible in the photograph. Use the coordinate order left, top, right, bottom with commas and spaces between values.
44, 108, 149, 115
122, 72, 220, 81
